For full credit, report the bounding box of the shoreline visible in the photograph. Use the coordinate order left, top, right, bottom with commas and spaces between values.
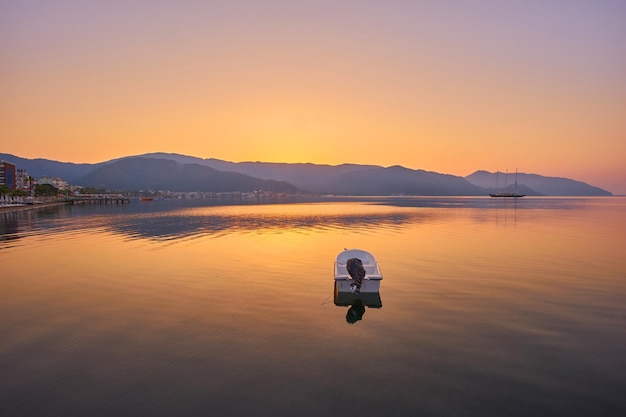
0, 201, 70, 213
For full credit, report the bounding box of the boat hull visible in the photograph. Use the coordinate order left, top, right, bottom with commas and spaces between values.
335, 278, 381, 293
489, 193, 525, 197
334, 283, 382, 307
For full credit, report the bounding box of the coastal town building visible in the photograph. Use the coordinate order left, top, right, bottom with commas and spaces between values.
16, 169, 34, 193
0, 161, 17, 190
37, 176, 69, 191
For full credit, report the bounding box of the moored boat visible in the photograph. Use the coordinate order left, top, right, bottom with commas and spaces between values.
334, 248, 382, 293
490, 169, 525, 197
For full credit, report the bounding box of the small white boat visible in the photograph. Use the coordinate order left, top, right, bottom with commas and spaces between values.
334, 248, 383, 293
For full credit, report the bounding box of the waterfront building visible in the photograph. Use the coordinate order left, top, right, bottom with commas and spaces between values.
38, 176, 69, 190
16, 168, 34, 193
0, 161, 17, 190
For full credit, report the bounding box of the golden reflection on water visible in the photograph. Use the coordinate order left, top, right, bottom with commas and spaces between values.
4, 200, 624, 320
2, 199, 626, 415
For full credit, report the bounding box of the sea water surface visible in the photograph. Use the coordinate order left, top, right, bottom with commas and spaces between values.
1, 197, 625, 416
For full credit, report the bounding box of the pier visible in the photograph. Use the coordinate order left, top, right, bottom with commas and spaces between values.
66, 194, 130, 205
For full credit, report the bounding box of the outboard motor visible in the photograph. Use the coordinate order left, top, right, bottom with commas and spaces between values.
346, 258, 366, 294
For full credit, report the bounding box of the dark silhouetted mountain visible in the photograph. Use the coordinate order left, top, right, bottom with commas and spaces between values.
132, 153, 480, 195
132, 152, 378, 192
465, 170, 612, 196
318, 165, 484, 195
0, 153, 104, 182
77, 157, 299, 192
1, 152, 613, 196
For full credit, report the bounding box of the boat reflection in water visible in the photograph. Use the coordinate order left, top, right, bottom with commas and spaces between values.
334, 283, 382, 324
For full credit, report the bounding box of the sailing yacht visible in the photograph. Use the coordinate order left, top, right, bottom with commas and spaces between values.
489, 169, 526, 197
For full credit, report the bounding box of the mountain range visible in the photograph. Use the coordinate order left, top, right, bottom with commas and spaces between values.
0, 152, 612, 196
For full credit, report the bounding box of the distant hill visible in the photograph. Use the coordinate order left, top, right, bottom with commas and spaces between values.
1, 152, 613, 196
0, 153, 104, 182
465, 170, 612, 196
77, 157, 299, 193
132, 152, 380, 193
132, 153, 483, 195
319, 165, 485, 195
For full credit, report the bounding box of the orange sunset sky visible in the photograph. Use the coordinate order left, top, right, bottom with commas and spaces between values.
1, 1, 625, 194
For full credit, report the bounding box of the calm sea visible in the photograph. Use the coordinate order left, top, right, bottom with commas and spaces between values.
1, 197, 625, 416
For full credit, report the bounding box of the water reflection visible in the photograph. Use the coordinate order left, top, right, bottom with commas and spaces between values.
112, 212, 412, 239
95, 197, 581, 241
103, 203, 438, 241
346, 300, 366, 324
333, 283, 383, 324
2, 197, 625, 416
2, 197, 620, 247
1, 206, 70, 246
0, 211, 21, 243
1, 200, 445, 245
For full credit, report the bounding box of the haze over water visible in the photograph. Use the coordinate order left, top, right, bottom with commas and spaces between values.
1, 197, 625, 416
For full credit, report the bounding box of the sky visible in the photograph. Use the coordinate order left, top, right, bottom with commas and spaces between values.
1, 0, 625, 194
